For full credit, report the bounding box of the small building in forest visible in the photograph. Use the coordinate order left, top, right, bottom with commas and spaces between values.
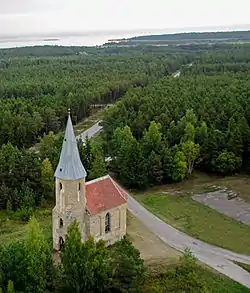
52, 110, 128, 250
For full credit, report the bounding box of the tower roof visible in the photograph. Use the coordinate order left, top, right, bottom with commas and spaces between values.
55, 110, 87, 180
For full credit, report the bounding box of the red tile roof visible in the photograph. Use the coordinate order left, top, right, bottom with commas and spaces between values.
86, 175, 128, 216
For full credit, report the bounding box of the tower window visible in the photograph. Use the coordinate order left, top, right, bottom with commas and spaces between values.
105, 213, 111, 233
78, 182, 81, 191
59, 182, 63, 190
59, 237, 64, 251
59, 218, 63, 228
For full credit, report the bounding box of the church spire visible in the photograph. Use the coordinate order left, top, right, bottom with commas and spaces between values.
55, 109, 87, 180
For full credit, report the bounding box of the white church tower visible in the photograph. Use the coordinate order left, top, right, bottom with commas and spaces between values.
52, 109, 87, 250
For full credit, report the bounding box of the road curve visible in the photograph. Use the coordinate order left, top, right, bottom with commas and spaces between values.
76, 121, 103, 141
80, 120, 250, 288
127, 195, 250, 289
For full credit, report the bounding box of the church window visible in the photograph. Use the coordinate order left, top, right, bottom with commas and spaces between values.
59, 182, 63, 190
59, 237, 64, 251
105, 213, 111, 233
59, 218, 63, 228
78, 182, 81, 191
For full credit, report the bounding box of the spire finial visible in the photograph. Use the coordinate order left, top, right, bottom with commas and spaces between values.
68, 108, 71, 116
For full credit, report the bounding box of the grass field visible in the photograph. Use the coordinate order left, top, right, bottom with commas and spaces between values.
147, 171, 250, 203
0, 208, 180, 268
144, 265, 250, 293
133, 192, 250, 255
0, 208, 52, 245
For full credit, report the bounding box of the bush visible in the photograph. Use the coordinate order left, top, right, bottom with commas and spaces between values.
213, 151, 242, 174
17, 184, 36, 222
164, 249, 208, 293
110, 237, 147, 293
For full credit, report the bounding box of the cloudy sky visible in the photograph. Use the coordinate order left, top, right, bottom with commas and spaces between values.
1, 0, 250, 37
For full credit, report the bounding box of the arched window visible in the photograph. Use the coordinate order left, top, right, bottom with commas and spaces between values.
78, 182, 81, 191
105, 213, 111, 233
59, 237, 64, 251
59, 218, 63, 228
59, 182, 63, 190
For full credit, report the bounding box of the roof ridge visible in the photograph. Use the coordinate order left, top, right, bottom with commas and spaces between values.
109, 177, 128, 202
85, 174, 110, 185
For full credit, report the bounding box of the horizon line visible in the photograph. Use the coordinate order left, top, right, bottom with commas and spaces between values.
1, 23, 250, 39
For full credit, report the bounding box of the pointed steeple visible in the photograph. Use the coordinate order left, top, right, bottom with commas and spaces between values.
55, 109, 87, 180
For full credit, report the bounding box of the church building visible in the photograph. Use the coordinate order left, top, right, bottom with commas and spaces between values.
52, 111, 128, 250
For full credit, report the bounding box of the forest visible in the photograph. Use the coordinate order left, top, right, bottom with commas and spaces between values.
102, 44, 250, 188
0, 50, 192, 148
106, 30, 250, 46
0, 45, 194, 212
1, 42, 250, 206
1, 43, 250, 292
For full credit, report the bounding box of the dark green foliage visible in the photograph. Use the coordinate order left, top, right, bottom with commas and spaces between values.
58, 221, 111, 293
165, 250, 208, 293
0, 218, 52, 293
88, 151, 107, 180
145, 250, 209, 293
39, 131, 64, 170
0, 241, 27, 292
0, 143, 42, 210
110, 237, 147, 293
103, 45, 250, 186
58, 222, 146, 293
41, 158, 55, 200
17, 184, 36, 222
112, 126, 147, 188
77, 136, 94, 177
0, 48, 190, 149
213, 151, 242, 175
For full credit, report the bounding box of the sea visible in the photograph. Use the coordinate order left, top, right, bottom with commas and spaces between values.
1, 25, 249, 49
0, 30, 155, 49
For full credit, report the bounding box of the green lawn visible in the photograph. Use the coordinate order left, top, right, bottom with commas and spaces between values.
0, 208, 52, 245
144, 266, 250, 293
134, 193, 250, 255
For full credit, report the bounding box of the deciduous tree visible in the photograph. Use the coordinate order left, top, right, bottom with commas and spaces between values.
41, 158, 54, 199
182, 141, 200, 175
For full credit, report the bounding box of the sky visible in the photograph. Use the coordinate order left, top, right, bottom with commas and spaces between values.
1, 0, 250, 37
